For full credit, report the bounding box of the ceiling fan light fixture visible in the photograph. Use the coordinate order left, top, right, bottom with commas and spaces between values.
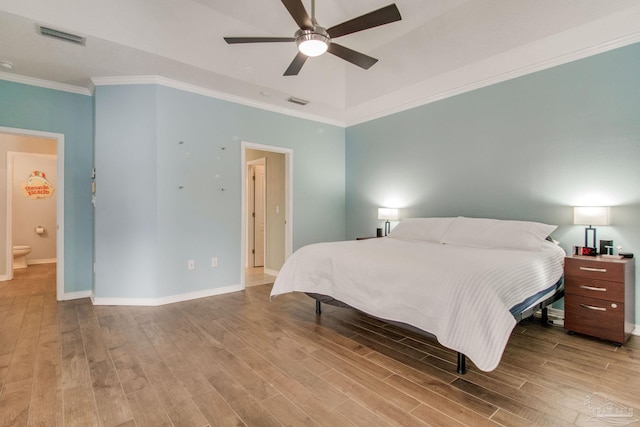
295, 27, 330, 57
224, 1, 402, 76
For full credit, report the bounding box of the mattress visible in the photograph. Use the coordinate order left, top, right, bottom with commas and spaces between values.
271, 237, 565, 371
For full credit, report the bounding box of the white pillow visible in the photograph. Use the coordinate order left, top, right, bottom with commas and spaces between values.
388, 217, 455, 243
441, 216, 557, 251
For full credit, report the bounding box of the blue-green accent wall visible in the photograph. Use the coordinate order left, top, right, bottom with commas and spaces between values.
346, 42, 640, 314
94, 84, 345, 299
94, 85, 158, 298
0, 80, 94, 294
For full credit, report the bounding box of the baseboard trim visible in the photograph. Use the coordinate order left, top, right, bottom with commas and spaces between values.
61, 290, 92, 301
264, 268, 279, 277
91, 284, 244, 306
545, 307, 564, 318
28, 258, 57, 265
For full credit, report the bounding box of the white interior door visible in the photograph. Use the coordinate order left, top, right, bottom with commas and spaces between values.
253, 164, 265, 267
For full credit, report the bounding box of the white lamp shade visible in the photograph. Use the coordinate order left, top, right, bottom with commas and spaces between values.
573, 206, 610, 226
378, 208, 399, 221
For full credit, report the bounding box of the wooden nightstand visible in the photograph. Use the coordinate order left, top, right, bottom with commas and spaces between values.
564, 255, 635, 344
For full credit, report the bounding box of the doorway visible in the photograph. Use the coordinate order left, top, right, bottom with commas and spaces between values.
241, 142, 292, 288
247, 159, 266, 268
1, 127, 64, 300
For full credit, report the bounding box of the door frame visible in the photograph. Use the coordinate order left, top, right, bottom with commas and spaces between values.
1, 126, 64, 300
240, 141, 292, 288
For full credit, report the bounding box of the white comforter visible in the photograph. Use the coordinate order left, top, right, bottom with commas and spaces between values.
271, 238, 565, 371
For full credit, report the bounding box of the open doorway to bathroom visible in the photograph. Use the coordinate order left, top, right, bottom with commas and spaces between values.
1, 127, 64, 300
241, 142, 292, 288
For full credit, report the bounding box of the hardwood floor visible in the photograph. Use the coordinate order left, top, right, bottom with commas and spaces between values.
1, 263, 639, 426
245, 268, 276, 288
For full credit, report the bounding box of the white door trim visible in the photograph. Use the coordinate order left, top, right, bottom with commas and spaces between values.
3, 153, 11, 282
1, 126, 65, 301
240, 141, 293, 289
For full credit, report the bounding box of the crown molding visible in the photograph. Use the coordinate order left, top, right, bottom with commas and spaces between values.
344, 30, 640, 126
4, 27, 640, 129
91, 75, 345, 127
0, 71, 91, 96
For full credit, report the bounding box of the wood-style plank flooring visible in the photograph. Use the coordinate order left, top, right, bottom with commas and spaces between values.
245, 268, 276, 288
1, 263, 639, 426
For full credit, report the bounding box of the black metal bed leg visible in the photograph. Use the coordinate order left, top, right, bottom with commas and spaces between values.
457, 353, 467, 374
316, 300, 322, 315
541, 307, 549, 325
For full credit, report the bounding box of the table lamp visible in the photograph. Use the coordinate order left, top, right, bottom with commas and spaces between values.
573, 206, 610, 250
378, 208, 399, 236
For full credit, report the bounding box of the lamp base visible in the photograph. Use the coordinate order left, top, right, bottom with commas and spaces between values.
584, 226, 597, 252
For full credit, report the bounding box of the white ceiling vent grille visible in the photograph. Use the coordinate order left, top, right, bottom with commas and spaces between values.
37, 25, 86, 46
287, 96, 309, 106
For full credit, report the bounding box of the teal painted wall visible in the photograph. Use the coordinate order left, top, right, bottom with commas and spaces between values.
0, 80, 94, 294
346, 42, 640, 314
94, 85, 158, 299
94, 84, 345, 299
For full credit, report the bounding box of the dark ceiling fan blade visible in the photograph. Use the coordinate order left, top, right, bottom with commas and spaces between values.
281, 0, 313, 30
327, 43, 378, 70
327, 4, 401, 39
284, 52, 308, 76
224, 37, 295, 44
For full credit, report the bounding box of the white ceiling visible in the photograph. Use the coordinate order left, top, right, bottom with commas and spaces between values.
1, 0, 640, 126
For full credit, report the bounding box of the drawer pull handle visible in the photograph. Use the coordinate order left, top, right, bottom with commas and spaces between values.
580, 303, 606, 312
579, 285, 606, 292
579, 267, 607, 273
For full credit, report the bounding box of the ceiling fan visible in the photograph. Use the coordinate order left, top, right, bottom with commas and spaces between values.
224, 0, 402, 76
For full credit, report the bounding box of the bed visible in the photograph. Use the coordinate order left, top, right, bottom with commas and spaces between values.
270, 216, 566, 373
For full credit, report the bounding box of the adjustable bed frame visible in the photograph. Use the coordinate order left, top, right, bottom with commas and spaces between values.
310, 284, 564, 374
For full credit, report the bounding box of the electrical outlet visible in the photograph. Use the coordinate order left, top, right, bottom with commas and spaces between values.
211, 257, 218, 267
187, 259, 195, 270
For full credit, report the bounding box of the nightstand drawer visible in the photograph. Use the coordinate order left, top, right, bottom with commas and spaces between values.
564, 257, 625, 282
565, 294, 625, 343
564, 276, 624, 302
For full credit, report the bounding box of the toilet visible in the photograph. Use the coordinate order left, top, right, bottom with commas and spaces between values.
12, 245, 32, 269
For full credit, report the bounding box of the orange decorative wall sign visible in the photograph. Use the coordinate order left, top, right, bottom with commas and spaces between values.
21, 170, 55, 199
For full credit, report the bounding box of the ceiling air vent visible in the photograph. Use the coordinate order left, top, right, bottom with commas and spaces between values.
37, 25, 86, 46
287, 96, 309, 106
